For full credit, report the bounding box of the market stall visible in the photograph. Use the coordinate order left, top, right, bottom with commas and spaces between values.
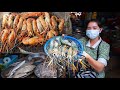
0, 12, 86, 78
0, 12, 120, 78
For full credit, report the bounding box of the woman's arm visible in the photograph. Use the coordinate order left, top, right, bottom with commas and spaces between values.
84, 52, 105, 72
83, 42, 110, 73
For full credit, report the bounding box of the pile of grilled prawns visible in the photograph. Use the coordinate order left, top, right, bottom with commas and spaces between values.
0, 12, 65, 53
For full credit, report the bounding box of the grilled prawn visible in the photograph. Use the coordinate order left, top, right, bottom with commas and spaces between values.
7, 29, 16, 49
26, 18, 34, 37
8, 14, 14, 29
50, 16, 58, 30
58, 19, 64, 33
2, 14, 9, 29
22, 35, 45, 45
17, 16, 24, 33
13, 14, 20, 29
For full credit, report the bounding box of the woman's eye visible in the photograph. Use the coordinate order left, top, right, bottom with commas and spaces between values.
93, 28, 98, 30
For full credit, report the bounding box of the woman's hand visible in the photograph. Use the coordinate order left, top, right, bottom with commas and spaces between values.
82, 51, 88, 58
62, 34, 67, 37
82, 51, 105, 72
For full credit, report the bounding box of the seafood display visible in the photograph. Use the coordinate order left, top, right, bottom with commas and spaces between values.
0, 42, 85, 78
0, 12, 86, 78
12, 64, 35, 78
0, 12, 65, 53
2, 60, 36, 78
34, 61, 57, 78
43, 36, 84, 77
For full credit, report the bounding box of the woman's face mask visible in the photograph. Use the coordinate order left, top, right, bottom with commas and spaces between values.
86, 29, 100, 39
86, 21, 101, 39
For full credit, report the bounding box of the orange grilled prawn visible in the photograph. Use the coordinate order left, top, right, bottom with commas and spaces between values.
58, 18, 64, 33
32, 19, 41, 36
17, 16, 24, 33
22, 35, 44, 45
8, 14, 15, 29
50, 16, 58, 30
0, 29, 10, 44
2, 14, 9, 29
39, 14, 48, 30
26, 18, 34, 37
21, 12, 43, 19
7, 29, 16, 50
13, 14, 20, 29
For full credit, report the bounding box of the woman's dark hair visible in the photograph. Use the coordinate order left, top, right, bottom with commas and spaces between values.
86, 19, 102, 28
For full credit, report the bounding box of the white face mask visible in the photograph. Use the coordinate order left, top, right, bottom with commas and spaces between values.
86, 30, 100, 39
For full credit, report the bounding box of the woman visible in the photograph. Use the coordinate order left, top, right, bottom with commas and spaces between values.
77, 19, 110, 78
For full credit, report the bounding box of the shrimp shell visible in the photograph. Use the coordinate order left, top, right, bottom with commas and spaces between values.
36, 18, 44, 35
44, 12, 50, 24
22, 37, 30, 45
50, 16, 58, 30
13, 14, 20, 29
22, 36, 44, 45
58, 19, 64, 33
39, 15, 47, 30
21, 12, 43, 19
2, 14, 9, 29
46, 30, 54, 40
8, 14, 15, 29
44, 12, 52, 29
61, 39, 71, 46
21, 20, 27, 31
17, 30, 27, 42
61, 45, 67, 57
26, 18, 34, 37
0, 29, 10, 44
27, 36, 39, 45
17, 16, 24, 33
7, 29, 16, 49
67, 47, 73, 59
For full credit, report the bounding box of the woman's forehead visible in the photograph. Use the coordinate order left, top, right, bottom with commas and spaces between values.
88, 22, 99, 27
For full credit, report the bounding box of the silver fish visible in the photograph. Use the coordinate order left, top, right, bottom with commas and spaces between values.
13, 64, 35, 78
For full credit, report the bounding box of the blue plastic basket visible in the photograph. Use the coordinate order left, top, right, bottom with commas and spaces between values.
0, 55, 18, 69
44, 36, 84, 59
